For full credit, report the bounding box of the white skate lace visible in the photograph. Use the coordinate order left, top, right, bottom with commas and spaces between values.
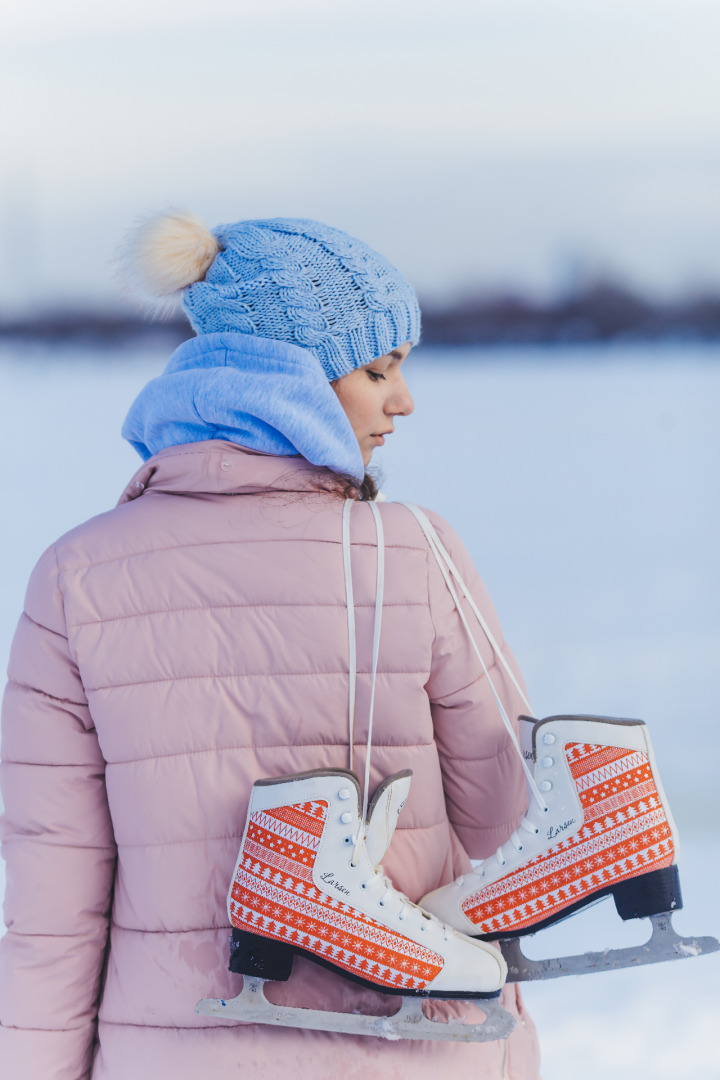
342, 499, 384, 868
456, 818, 542, 888
343, 499, 453, 944
400, 503, 551, 882
360, 868, 452, 941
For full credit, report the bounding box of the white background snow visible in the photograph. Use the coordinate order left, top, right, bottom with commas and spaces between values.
0, 341, 718, 1078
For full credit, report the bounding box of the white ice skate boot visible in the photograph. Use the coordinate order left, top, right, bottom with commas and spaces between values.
196, 768, 514, 1041
421, 714, 720, 980
402, 503, 719, 981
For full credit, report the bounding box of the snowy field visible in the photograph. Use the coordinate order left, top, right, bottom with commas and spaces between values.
1, 340, 718, 1078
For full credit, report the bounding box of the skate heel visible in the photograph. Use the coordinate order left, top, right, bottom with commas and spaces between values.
229, 929, 294, 981
612, 865, 683, 920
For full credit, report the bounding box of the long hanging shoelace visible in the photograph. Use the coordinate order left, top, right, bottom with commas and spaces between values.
342, 498, 385, 867
342, 499, 450, 937
401, 503, 551, 874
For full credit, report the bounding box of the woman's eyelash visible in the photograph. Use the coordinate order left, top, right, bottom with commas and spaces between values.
367, 370, 386, 382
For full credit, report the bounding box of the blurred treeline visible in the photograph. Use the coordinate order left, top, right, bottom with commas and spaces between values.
2, 281, 720, 348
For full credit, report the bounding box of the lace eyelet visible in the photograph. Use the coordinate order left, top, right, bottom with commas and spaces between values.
378, 900, 387, 907
349, 861, 358, 869
343, 837, 352, 845
361, 883, 368, 890
517, 844, 524, 852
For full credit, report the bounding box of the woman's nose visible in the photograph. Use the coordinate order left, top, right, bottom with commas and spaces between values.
388, 375, 414, 417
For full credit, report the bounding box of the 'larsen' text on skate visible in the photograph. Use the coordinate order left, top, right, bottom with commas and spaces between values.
319, 871, 351, 896
547, 818, 575, 841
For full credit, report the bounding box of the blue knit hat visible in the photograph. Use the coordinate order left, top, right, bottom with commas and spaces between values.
180, 218, 421, 379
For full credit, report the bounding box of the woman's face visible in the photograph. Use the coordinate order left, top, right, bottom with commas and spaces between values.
332, 343, 414, 466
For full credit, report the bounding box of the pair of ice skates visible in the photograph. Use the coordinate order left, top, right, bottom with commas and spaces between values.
197, 503, 718, 1041
196, 713, 718, 1041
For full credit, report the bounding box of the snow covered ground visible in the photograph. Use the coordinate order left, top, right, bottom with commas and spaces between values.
1, 340, 718, 1078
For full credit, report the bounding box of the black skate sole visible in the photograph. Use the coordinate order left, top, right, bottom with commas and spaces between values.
479, 864, 683, 942
230, 927, 502, 1000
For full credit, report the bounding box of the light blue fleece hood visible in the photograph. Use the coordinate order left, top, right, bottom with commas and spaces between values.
122, 333, 365, 482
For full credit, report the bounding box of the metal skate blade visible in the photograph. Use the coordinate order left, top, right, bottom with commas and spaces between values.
196, 977, 516, 1042
501, 913, 720, 982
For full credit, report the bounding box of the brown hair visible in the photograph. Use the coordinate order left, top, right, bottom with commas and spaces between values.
317, 470, 380, 502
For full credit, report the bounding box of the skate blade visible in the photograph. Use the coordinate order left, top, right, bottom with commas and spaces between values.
196, 977, 516, 1042
501, 912, 720, 982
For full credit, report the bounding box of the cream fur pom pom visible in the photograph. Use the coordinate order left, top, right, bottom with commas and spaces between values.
128, 211, 221, 298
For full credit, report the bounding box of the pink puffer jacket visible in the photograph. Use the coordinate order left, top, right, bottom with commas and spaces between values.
0, 441, 540, 1079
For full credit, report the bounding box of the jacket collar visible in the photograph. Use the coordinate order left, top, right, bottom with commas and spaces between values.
118, 440, 343, 504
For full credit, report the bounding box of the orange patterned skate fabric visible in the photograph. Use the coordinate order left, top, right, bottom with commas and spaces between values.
462, 742, 675, 935
229, 800, 444, 991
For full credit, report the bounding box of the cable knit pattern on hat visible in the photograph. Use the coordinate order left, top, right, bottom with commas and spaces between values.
182, 218, 421, 379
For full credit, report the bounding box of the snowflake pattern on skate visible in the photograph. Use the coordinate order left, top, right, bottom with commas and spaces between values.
229, 799, 444, 990
461, 742, 675, 935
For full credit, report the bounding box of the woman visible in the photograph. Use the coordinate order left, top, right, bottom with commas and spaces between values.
0, 214, 540, 1078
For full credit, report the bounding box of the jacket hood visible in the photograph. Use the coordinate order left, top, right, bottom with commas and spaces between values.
121, 332, 365, 482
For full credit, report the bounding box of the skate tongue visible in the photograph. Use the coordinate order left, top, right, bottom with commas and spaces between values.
365, 770, 413, 866
518, 715, 536, 764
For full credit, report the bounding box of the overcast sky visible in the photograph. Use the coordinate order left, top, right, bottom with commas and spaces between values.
2, 0, 720, 310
